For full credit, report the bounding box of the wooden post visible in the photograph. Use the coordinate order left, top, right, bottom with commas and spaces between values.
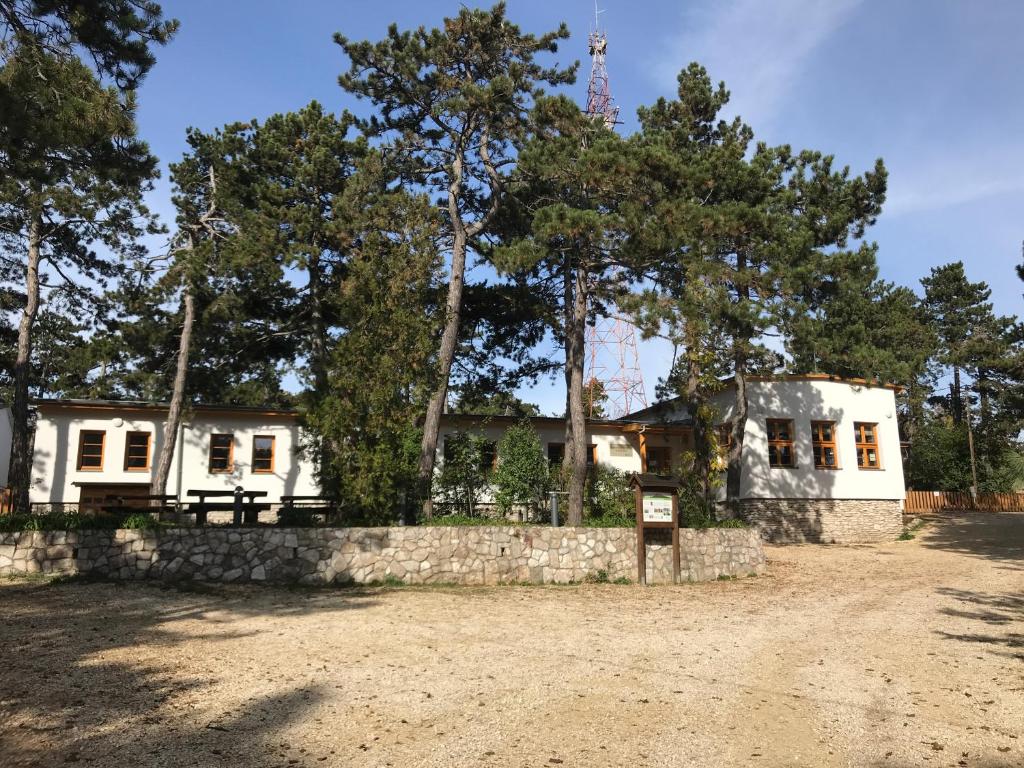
631, 474, 681, 586
634, 482, 646, 584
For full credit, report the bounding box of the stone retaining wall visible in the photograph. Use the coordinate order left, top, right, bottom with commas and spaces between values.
0, 526, 765, 585
739, 499, 902, 544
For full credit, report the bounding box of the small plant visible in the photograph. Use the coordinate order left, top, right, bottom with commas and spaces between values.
584, 569, 610, 584
612, 576, 631, 585
121, 513, 159, 530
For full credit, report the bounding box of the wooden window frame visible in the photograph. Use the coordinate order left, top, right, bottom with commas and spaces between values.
715, 424, 733, 457
76, 430, 106, 471
208, 433, 234, 474
251, 435, 275, 474
587, 443, 597, 466
854, 422, 882, 470
644, 445, 672, 474
123, 431, 152, 472
766, 418, 796, 469
810, 421, 839, 470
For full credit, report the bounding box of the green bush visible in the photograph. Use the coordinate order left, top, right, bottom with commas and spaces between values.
493, 421, 549, 517
434, 430, 493, 517
583, 465, 633, 526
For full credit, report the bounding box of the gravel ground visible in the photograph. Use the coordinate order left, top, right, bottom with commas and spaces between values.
0, 512, 1021, 768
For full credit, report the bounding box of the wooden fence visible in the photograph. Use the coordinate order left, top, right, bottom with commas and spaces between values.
905, 490, 1024, 513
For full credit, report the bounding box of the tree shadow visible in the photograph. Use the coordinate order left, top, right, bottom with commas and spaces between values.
0, 579, 380, 767
917, 511, 1024, 569
934, 586, 1024, 661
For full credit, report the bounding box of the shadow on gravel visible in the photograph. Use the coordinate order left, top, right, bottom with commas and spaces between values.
916, 511, 1024, 569
934, 586, 1024, 660
0, 580, 379, 767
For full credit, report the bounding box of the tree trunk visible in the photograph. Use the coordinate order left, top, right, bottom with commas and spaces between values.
563, 261, 588, 526
8, 212, 43, 514
951, 365, 963, 424
725, 342, 748, 512
151, 284, 195, 496
684, 338, 712, 501
417, 152, 470, 519
725, 250, 751, 513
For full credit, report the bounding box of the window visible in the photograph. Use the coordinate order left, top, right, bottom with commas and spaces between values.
252, 435, 275, 473
715, 424, 733, 457
547, 442, 564, 467
479, 441, 498, 472
811, 421, 838, 469
123, 432, 151, 471
208, 433, 234, 473
645, 446, 672, 474
77, 430, 105, 471
854, 422, 881, 469
766, 419, 795, 468
547, 442, 596, 467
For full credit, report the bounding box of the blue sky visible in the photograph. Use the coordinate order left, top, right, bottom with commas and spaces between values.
135, 0, 1023, 415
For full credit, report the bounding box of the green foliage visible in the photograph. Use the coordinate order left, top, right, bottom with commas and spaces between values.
905, 416, 1024, 493
583, 466, 634, 526
434, 431, 494, 518
493, 421, 549, 516
121, 513, 159, 530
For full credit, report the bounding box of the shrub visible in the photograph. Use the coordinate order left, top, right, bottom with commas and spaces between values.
583, 466, 634, 527
493, 421, 549, 518
434, 430, 493, 517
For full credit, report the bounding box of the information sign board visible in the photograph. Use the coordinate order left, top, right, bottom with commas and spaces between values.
642, 493, 673, 523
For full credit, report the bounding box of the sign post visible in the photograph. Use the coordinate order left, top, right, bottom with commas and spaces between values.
630, 473, 681, 585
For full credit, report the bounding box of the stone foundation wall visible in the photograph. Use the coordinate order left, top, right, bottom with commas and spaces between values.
0, 526, 765, 585
738, 498, 903, 544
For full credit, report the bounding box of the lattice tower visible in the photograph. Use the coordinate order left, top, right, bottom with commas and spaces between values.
582, 11, 646, 418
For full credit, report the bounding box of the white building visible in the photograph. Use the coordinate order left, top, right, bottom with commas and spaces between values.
4, 399, 319, 511
438, 375, 906, 543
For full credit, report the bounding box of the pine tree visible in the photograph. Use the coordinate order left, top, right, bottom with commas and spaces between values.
304, 151, 443, 521
336, 2, 575, 518
493, 95, 634, 525
921, 262, 1001, 424
628, 64, 886, 508
0, 48, 158, 513
0, 0, 177, 90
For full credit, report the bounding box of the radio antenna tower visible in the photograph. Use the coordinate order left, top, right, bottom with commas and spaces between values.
583, 5, 647, 418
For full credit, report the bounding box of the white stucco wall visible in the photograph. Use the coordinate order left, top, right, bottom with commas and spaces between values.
712, 379, 905, 501
435, 418, 692, 506
29, 405, 319, 505
442, 379, 906, 505
0, 406, 11, 487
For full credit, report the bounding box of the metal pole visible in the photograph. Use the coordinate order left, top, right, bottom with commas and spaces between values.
549, 491, 560, 527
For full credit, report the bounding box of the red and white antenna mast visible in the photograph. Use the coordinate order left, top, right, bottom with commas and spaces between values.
583, 5, 647, 419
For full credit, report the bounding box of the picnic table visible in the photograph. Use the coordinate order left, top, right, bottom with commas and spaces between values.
186, 488, 270, 526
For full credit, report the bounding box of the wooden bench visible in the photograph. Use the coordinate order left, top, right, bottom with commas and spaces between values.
186, 489, 270, 526
279, 495, 338, 525
102, 493, 177, 517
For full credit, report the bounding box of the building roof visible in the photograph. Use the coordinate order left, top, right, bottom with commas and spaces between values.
440, 412, 635, 428
30, 398, 300, 417
622, 373, 900, 422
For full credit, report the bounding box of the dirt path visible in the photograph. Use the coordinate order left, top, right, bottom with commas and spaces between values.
1, 513, 1021, 768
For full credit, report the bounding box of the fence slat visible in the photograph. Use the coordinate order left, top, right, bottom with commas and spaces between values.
905, 489, 1024, 513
